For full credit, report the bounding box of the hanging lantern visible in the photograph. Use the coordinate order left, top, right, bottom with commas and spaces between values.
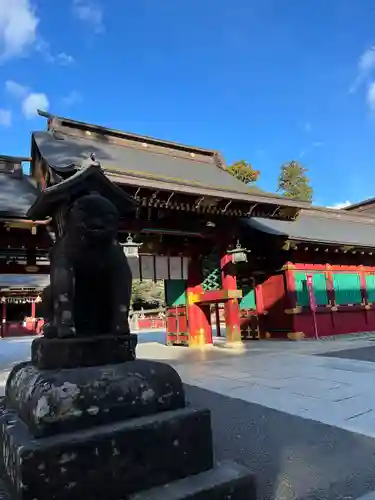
121, 234, 142, 259
227, 240, 249, 264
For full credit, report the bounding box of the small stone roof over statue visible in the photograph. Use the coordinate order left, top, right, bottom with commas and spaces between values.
27, 161, 137, 221
30, 109, 311, 215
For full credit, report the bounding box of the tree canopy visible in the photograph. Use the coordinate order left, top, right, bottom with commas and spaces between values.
227, 160, 260, 185
277, 161, 313, 202
131, 280, 165, 309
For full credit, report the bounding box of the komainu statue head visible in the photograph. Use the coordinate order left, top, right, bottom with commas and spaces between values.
67, 192, 119, 245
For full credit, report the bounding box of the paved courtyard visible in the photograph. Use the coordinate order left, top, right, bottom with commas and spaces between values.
2, 334, 375, 499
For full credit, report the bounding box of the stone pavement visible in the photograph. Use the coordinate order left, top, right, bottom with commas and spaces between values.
3, 335, 375, 437
138, 337, 375, 439
3, 335, 375, 498
3, 335, 375, 438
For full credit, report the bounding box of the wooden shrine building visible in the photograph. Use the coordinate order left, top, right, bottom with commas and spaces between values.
0, 155, 50, 337
238, 207, 375, 339
27, 110, 310, 346
3, 111, 375, 344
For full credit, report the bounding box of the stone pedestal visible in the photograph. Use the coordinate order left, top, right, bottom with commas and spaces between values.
0, 335, 256, 499
31, 334, 138, 369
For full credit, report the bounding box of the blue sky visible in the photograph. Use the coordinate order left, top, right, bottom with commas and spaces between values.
0, 0, 374, 207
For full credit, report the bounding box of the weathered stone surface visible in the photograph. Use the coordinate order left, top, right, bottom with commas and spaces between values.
34, 189, 136, 340
0, 478, 13, 500
0, 406, 213, 500
5, 359, 185, 438
129, 460, 257, 500
31, 334, 138, 370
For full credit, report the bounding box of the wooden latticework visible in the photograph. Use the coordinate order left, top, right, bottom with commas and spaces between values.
201, 252, 222, 291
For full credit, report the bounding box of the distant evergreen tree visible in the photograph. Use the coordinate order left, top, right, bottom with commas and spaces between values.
227, 160, 260, 185
277, 160, 313, 202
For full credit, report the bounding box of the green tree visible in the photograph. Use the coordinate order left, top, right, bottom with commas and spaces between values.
227, 160, 260, 185
277, 161, 313, 202
131, 280, 165, 308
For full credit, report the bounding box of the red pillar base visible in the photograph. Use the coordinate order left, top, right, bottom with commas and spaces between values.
224, 299, 241, 343
186, 257, 212, 347
187, 301, 213, 347
220, 253, 242, 344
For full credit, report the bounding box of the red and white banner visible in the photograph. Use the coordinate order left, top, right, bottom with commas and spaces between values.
306, 274, 316, 311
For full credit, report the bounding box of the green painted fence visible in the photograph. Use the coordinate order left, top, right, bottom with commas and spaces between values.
294, 271, 329, 307
332, 273, 361, 305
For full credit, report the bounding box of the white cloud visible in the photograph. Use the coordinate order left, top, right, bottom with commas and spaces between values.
57, 52, 75, 65
367, 81, 375, 111
350, 46, 375, 93
35, 39, 75, 65
299, 141, 324, 158
72, 0, 104, 33
62, 90, 82, 106
4, 80, 49, 119
327, 201, 352, 209
0, 1, 74, 64
21, 92, 49, 119
0, 109, 11, 126
359, 46, 375, 73
5, 79, 28, 98
0, 0, 39, 60
35, 37, 54, 63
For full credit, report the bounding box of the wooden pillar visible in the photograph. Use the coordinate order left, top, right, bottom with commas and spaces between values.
359, 267, 367, 304
1, 298, 6, 338
31, 300, 36, 318
215, 304, 221, 337
254, 282, 264, 315
325, 264, 335, 305
186, 258, 212, 346
31, 300, 36, 333
284, 263, 297, 309
220, 253, 241, 343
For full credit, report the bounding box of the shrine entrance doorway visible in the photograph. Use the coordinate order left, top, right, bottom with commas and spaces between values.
239, 278, 261, 340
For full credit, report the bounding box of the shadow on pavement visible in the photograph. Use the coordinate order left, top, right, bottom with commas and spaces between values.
316, 345, 375, 364
185, 384, 375, 500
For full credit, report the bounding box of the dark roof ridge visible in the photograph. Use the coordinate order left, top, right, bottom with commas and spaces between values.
44, 128, 217, 166
343, 197, 375, 210
300, 206, 375, 224
37, 109, 221, 160
0, 154, 31, 163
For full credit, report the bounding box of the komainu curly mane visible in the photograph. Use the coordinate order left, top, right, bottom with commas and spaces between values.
43, 193, 132, 338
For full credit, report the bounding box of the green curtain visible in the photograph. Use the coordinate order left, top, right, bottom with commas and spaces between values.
365, 274, 375, 303
240, 285, 256, 310
164, 280, 187, 307
332, 273, 362, 305
294, 271, 329, 306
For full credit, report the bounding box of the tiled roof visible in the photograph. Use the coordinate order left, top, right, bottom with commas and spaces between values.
31, 111, 312, 210
0, 173, 39, 218
246, 209, 375, 247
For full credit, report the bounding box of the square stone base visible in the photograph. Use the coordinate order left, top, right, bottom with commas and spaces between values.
129, 460, 257, 499
5, 360, 185, 438
0, 407, 213, 500
31, 334, 138, 370
0, 461, 257, 500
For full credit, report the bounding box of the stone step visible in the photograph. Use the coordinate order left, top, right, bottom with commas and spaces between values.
0, 407, 214, 500
129, 460, 256, 500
